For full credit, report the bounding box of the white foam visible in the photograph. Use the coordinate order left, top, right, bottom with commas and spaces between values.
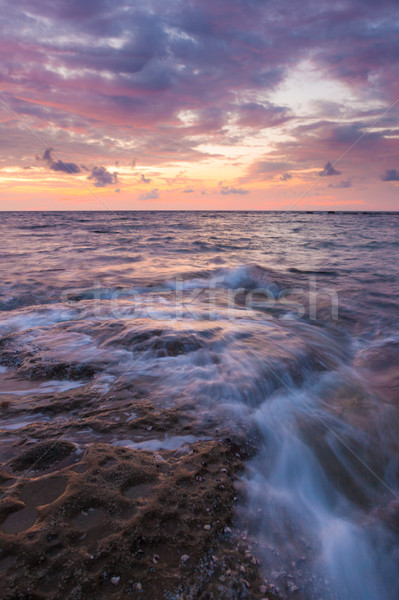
113, 434, 207, 451
0, 379, 83, 396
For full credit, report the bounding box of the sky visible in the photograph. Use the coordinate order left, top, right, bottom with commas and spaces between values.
0, 0, 398, 210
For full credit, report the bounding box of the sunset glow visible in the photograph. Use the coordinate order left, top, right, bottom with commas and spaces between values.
1, 0, 398, 210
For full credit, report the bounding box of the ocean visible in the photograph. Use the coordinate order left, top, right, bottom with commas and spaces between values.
0, 211, 398, 599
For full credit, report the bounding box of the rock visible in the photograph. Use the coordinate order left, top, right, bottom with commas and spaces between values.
204, 524, 211, 530
111, 576, 120, 585
224, 526, 232, 534
180, 554, 190, 563
11, 440, 76, 471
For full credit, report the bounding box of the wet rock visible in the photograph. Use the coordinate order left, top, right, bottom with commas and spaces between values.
11, 440, 76, 472
180, 554, 190, 563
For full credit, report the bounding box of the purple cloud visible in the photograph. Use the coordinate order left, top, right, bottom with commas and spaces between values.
219, 185, 249, 195
88, 166, 118, 187
138, 188, 159, 200
319, 161, 341, 177
382, 169, 399, 181
0, 0, 398, 194
41, 148, 81, 174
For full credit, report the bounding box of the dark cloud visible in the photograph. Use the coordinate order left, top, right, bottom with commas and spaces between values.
319, 161, 341, 177
183, 189, 194, 193
88, 166, 118, 187
381, 168, 399, 181
41, 147, 81, 174
280, 173, 292, 181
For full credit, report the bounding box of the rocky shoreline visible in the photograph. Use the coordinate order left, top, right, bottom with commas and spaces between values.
0, 389, 283, 600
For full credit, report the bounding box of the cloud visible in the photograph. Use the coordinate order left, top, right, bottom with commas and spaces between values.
280, 173, 292, 181
246, 161, 293, 181
88, 166, 118, 187
328, 179, 352, 188
318, 161, 341, 176
236, 102, 291, 128
139, 174, 151, 183
138, 188, 159, 200
219, 185, 249, 195
183, 188, 194, 193
381, 168, 399, 181
41, 147, 81, 174
1, 0, 399, 204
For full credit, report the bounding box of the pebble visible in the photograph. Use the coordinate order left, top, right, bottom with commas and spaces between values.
111, 577, 120, 585
224, 526, 232, 534
147, 425, 153, 431
152, 554, 160, 564
204, 524, 211, 530
180, 554, 190, 563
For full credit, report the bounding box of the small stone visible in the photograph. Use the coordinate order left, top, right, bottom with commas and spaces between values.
239, 565, 245, 573
181, 554, 190, 563
135, 582, 142, 591
204, 524, 211, 530
147, 425, 153, 431
224, 526, 232, 534
271, 570, 280, 580
259, 585, 267, 594
111, 577, 120, 585
251, 556, 258, 565
152, 554, 160, 564
154, 454, 165, 463
220, 468, 227, 473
